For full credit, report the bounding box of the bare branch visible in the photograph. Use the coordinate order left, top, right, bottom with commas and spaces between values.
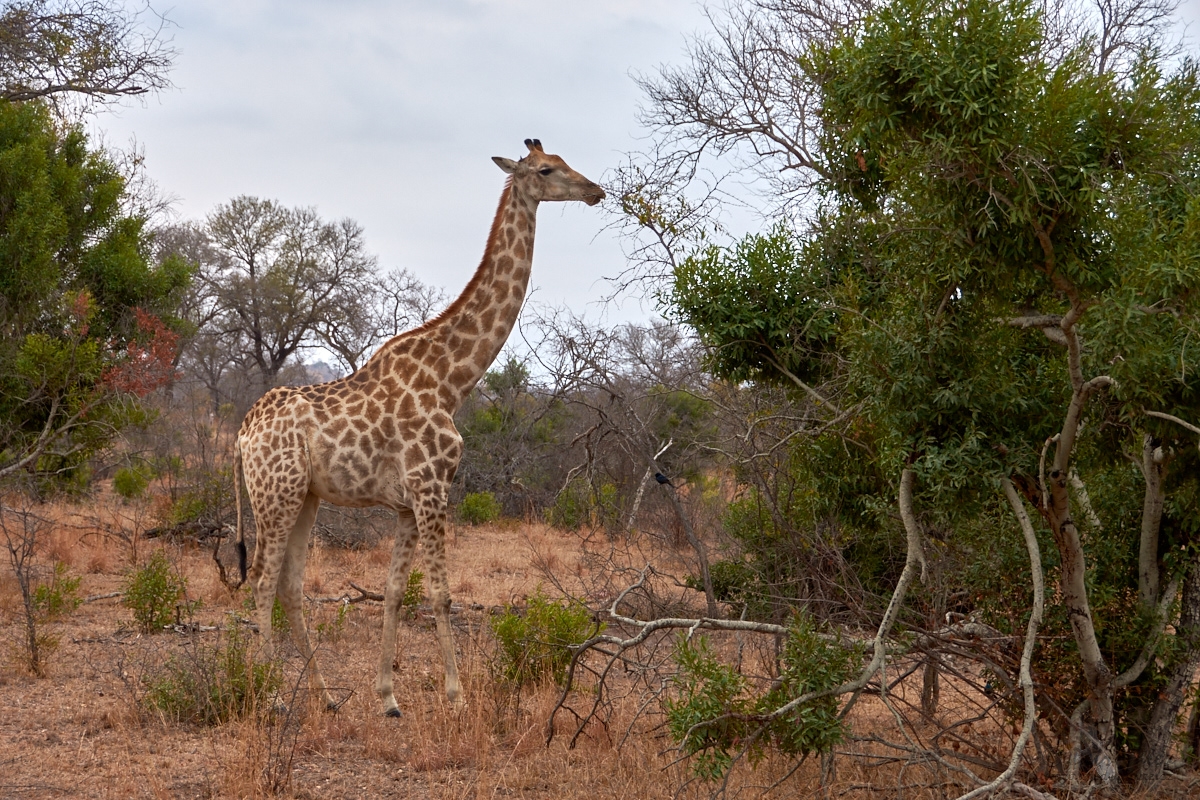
0, 0, 175, 116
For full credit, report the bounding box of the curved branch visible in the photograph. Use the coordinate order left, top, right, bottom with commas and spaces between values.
954, 478, 1046, 800
761, 351, 842, 415
1145, 409, 1200, 439
1113, 577, 1180, 690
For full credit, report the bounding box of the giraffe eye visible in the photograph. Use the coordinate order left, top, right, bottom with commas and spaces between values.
538, 168, 553, 176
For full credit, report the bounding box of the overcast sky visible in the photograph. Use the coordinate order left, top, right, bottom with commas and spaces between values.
96, 0, 714, 325
95, 0, 1200, 325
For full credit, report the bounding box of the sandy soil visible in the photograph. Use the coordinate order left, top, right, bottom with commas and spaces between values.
2, 500, 1197, 799
1, 512, 678, 800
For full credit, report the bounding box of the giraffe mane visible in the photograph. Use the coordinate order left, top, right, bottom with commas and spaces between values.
373, 177, 515, 353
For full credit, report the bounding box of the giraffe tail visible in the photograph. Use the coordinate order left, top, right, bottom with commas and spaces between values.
215, 442, 249, 590
233, 443, 248, 588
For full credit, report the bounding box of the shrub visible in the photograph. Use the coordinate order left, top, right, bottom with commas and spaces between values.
123, 550, 193, 633
316, 601, 351, 642
165, 465, 232, 526
490, 587, 598, 685
458, 491, 501, 525
403, 568, 425, 617
665, 614, 858, 782
113, 463, 154, 500
143, 623, 282, 724
32, 561, 82, 619
241, 591, 289, 635
546, 480, 621, 531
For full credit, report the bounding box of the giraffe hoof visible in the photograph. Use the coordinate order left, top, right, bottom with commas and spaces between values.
324, 700, 341, 713
384, 707, 403, 719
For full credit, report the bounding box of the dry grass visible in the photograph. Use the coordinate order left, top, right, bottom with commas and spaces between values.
0, 501, 685, 799
1, 496, 1197, 799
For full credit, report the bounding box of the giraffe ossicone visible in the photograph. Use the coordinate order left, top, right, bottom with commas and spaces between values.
230, 141, 605, 716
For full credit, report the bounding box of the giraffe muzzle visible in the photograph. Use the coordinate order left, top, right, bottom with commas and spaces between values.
583, 185, 606, 206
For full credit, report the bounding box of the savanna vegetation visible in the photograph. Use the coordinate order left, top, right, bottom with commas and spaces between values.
2, 0, 1200, 798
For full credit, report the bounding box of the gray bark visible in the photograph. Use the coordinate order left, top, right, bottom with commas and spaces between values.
1136, 552, 1200, 786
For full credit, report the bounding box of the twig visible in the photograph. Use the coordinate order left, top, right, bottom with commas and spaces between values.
314, 583, 385, 604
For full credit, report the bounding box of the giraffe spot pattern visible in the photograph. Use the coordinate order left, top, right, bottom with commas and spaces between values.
231, 151, 598, 714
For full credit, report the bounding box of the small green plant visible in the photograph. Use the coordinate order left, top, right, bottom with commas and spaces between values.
143, 622, 282, 724
113, 462, 153, 500
123, 550, 194, 633
316, 601, 351, 642
167, 465, 232, 526
458, 491, 501, 525
240, 591, 290, 635
272, 596, 288, 633
32, 561, 82, 619
664, 614, 858, 782
490, 587, 598, 685
403, 568, 425, 617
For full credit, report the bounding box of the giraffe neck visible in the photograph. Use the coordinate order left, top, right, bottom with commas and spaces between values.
418, 180, 538, 406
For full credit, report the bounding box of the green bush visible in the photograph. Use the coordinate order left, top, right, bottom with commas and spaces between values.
113, 463, 153, 500
241, 591, 289, 634
491, 587, 598, 685
688, 559, 756, 603
123, 550, 194, 633
32, 562, 82, 619
403, 568, 425, 616
143, 623, 282, 724
316, 601, 351, 642
167, 465, 232, 526
665, 614, 858, 782
458, 491, 501, 525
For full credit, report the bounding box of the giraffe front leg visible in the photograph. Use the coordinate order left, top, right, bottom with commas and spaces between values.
377, 508, 419, 717
416, 497, 462, 708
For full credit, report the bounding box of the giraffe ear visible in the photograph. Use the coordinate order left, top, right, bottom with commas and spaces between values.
492, 156, 519, 174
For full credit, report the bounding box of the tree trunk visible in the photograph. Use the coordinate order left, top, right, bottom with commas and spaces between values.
1136, 551, 1200, 787
1045, 313, 1118, 788
1047, 466, 1117, 788
921, 653, 941, 718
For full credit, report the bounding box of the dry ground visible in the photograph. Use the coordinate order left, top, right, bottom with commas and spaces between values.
2, 495, 1198, 799
0, 497, 709, 800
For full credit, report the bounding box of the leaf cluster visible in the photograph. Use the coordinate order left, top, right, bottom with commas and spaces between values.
665, 615, 859, 782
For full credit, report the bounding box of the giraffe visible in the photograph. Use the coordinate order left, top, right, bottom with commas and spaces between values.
230, 139, 604, 717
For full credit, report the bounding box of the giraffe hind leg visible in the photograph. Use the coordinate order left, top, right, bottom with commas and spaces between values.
276, 492, 335, 709
249, 508, 293, 664
377, 506, 420, 717
414, 493, 462, 708
245, 456, 308, 670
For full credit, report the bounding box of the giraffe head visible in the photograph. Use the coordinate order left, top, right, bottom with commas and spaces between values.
492, 139, 606, 206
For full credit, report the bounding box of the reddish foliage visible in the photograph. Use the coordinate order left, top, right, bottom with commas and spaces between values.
102, 308, 180, 397
68, 290, 92, 338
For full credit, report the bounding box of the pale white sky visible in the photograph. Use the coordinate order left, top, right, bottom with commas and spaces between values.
95, 0, 1200, 325
97, 1, 713, 324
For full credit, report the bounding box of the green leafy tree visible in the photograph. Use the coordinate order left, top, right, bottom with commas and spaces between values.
0, 99, 189, 484
649, 0, 1200, 788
